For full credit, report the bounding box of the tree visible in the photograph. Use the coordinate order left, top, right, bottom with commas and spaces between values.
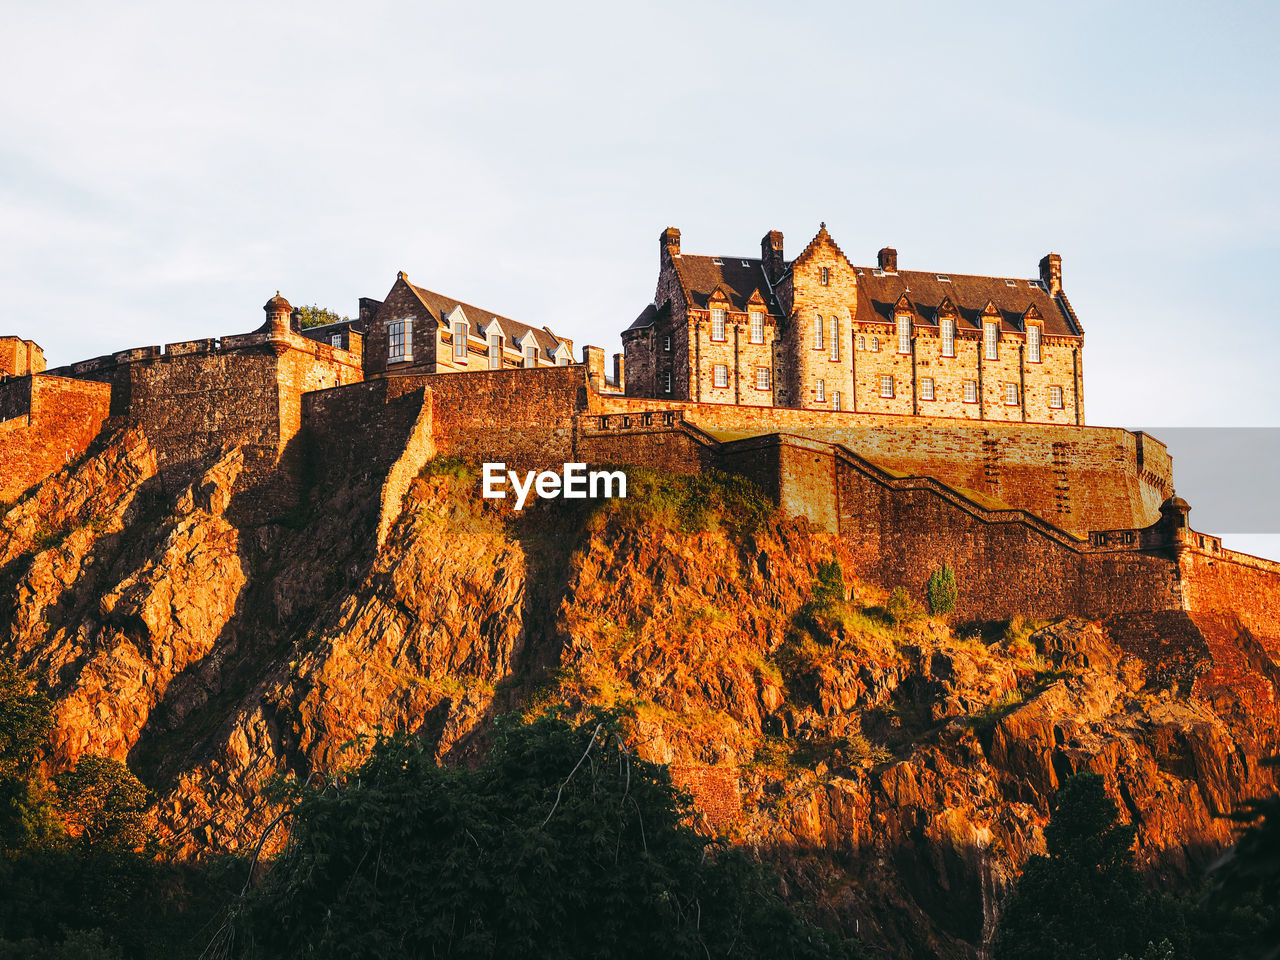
53, 757, 148, 852
885, 586, 919, 628
237, 710, 862, 959
1202, 771, 1280, 960
992, 773, 1186, 960
925, 563, 957, 616
0, 662, 59, 852
292, 304, 350, 329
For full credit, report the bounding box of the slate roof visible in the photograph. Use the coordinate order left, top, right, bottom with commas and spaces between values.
665, 251, 1080, 338
625, 301, 671, 332
669, 256, 781, 315
405, 281, 569, 354
853, 269, 1082, 337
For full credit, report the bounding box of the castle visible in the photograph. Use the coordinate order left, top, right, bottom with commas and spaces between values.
2, 236, 1279, 687
624, 226, 1082, 423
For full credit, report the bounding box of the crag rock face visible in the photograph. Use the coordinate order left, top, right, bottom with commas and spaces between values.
1, 433, 1276, 960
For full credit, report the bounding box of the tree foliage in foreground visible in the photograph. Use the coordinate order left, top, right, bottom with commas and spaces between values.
992, 773, 1186, 960
292, 304, 350, 329
235, 710, 863, 959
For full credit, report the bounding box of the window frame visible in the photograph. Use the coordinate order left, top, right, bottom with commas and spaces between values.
879, 374, 894, 398
488, 333, 503, 370
813, 316, 824, 351
452, 321, 468, 360
833, 391, 841, 411
984, 321, 999, 360
1027, 323, 1042, 363
1005, 382, 1019, 406
1049, 385, 1064, 409
387, 319, 412, 363
896, 314, 911, 355
663, 370, 672, 393
829, 316, 840, 362
713, 363, 729, 388
711, 308, 727, 342
755, 366, 771, 391
920, 377, 935, 401
940, 317, 955, 357
963, 379, 978, 403
749, 310, 765, 344
816, 378, 825, 402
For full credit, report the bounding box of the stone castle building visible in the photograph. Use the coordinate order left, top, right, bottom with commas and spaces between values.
623, 226, 1084, 424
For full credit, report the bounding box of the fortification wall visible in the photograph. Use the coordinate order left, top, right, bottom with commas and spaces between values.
422, 366, 585, 469
0, 337, 45, 378
589, 394, 1169, 538
0, 376, 111, 502
829, 446, 1184, 621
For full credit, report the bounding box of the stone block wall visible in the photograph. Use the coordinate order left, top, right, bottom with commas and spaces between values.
0, 376, 111, 502
0, 337, 45, 378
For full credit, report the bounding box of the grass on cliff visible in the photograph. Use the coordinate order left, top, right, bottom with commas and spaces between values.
590, 466, 773, 542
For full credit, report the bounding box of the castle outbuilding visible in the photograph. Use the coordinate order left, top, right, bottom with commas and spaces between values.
361, 271, 575, 378
623, 226, 1084, 424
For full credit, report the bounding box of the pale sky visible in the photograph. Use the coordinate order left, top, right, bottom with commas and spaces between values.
3, 1, 1278, 550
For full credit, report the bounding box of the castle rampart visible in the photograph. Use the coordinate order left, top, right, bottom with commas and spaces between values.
0, 375, 111, 502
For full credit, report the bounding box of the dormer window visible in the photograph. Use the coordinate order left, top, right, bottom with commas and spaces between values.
940, 317, 955, 357
489, 334, 503, 370
984, 321, 999, 360
749, 310, 764, 344
896, 315, 911, 354
711, 309, 727, 342
452, 321, 468, 360
1027, 324, 1042, 363
525, 343, 538, 366
388, 319, 412, 362
820, 266, 830, 285
814, 316, 824, 351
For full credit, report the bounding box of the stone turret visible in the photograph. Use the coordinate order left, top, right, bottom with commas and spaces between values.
262, 292, 293, 353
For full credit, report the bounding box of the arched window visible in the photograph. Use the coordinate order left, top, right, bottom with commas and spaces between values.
829, 316, 840, 361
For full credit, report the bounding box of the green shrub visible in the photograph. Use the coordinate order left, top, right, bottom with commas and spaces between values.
925, 562, 958, 616
885, 586, 920, 627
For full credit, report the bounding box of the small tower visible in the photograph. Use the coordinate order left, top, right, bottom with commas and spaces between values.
262, 292, 293, 353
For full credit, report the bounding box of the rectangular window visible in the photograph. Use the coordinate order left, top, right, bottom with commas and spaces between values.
820, 266, 830, 285
1005, 382, 1019, 405
963, 379, 977, 403
330, 333, 342, 349
711, 309, 726, 341
880, 374, 894, 398
984, 321, 998, 360
829, 317, 840, 361
713, 364, 728, 388
489, 334, 503, 370
920, 377, 935, 401
525, 343, 538, 366
388, 319, 412, 362
816, 379, 825, 401
755, 366, 770, 390
814, 317, 824, 350
453, 322, 467, 359
663, 370, 672, 393
663, 335, 672, 352
749, 311, 764, 343
1050, 385, 1064, 408
940, 317, 955, 357
557, 354, 570, 366
897, 315, 911, 354
833, 391, 842, 411
1028, 324, 1041, 362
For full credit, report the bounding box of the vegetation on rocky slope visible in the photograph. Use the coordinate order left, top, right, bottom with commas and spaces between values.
1, 429, 1277, 958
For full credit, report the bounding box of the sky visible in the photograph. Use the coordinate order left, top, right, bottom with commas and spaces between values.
3, 0, 1278, 550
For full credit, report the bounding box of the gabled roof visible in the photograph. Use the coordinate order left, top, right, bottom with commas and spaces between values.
790, 223, 856, 278
853, 270, 1080, 337
403, 280, 567, 355
668, 257, 783, 315
625, 301, 671, 332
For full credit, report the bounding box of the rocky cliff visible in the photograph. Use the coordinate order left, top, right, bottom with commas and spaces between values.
2, 429, 1276, 959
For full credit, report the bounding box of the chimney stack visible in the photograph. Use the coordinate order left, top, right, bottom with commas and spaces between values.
761, 229, 784, 284
877, 247, 898, 273
661, 227, 681, 261
612, 353, 625, 392
1039, 253, 1062, 297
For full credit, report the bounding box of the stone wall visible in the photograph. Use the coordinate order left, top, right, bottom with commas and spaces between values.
588, 394, 1170, 538
0, 376, 111, 502
0, 337, 45, 378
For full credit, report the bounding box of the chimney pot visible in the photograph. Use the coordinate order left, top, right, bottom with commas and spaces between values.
661, 227, 681, 259
1039, 253, 1062, 296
